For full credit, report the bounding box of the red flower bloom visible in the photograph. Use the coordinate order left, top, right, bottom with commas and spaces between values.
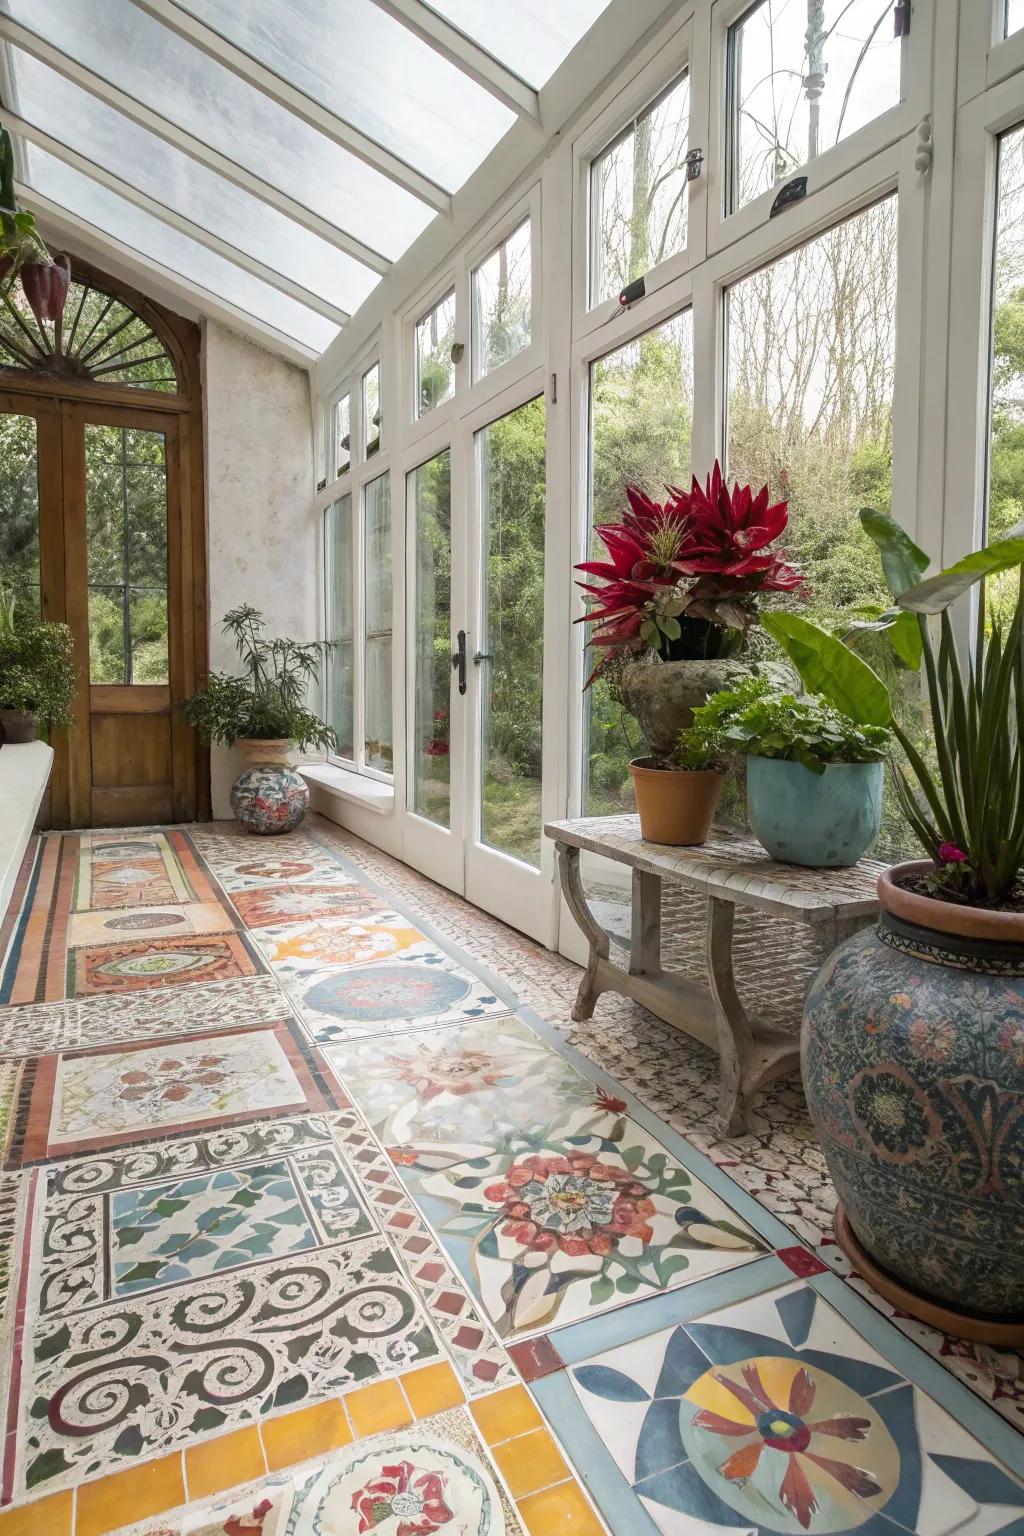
351, 1460, 454, 1536
484, 1151, 655, 1256
594, 1087, 627, 1114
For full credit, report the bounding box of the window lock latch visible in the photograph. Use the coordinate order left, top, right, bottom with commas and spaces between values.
894, 0, 910, 36
685, 147, 704, 182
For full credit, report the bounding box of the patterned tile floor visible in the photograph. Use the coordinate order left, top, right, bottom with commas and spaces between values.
0, 819, 1020, 1535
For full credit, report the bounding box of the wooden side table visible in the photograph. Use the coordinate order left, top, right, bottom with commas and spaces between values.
545, 814, 883, 1135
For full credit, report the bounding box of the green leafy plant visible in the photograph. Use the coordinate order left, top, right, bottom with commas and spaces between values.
762, 512, 1024, 905
183, 605, 337, 752
0, 589, 75, 727
680, 674, 889, 776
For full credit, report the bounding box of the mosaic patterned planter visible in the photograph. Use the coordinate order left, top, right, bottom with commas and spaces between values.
230, 761, 308, 835
803, 860, 1024, 1332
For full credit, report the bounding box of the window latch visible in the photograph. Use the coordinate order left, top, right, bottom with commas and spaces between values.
451, 630, 467, 695
894, 0, 910, 36
685, 147, 704, 182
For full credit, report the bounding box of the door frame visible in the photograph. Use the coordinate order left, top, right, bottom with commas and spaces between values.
0, 257, 208, 827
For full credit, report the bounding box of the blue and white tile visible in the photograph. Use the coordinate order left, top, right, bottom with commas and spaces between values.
286, 951, 514, 1044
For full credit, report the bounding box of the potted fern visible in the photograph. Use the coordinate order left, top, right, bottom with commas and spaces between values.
0, 588, 75, 743
764, 512, 1024, 1337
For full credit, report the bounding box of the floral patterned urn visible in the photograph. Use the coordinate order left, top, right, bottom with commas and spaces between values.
230, 739, 308, 835
803, 861, 1024, 1329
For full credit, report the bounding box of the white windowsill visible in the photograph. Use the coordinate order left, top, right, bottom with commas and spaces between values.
0, 740, 53, 923
299, 762, 395, 815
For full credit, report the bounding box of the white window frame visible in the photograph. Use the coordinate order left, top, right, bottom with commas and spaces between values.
404, 270, 458, 444
462, 184, 543, 412
961, 0, 1024, 103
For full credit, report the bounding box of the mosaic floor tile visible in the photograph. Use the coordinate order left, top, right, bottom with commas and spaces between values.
77, 834, 195, 912
68, 932, 262, 997
257, 912, 430, 976
10, 1020, 338, 1165
228, 883, 374, 931
407, 1104, 767, 1339
561, 1279, 1024, 1535
289, 953, 512, 1044
325, 1016, 604, 1159
66, 904, 236, 950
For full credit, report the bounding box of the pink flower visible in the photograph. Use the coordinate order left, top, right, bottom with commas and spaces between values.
938, 843, 967, 863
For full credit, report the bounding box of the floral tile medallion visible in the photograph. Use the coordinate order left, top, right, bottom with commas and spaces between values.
229, 882, 377, 930
325, 1016, 600, 1159
66, 903, 237, 949
10, 1020, 339, 1165
77, 832, 196, 911
411, 1105, 766, 1339
258, 912, 431, 977
291, 954, 512, 1044
564, 1279, 1024, 1534
69, 931, 262, 997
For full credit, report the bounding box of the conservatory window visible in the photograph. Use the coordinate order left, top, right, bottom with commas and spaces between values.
324, 495, 355, 763
986, 124, 1024, 625
410, 450, 453, 826
1008, 0, 1024, 38
415, 290, 457, 418
363, 362, 381, 457
332, 395, 351, 479
589, 71, 691, 309
363, 472, 393, 774
0, 414, 40, 614
583, 310, 694, 815
726, 0, 902, 213
472, 219, 532, 381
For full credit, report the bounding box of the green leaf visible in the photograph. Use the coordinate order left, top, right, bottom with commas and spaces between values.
844, 608, 922, 670
859, 508, 929, 598
898, 528, 1024, 614
589, 1276, 615, 1305
761, 612, 893, 727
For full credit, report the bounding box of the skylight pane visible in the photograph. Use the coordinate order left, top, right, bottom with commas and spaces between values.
177, 0, 515, 191
425, 0, 612, 89
24, 149, 337, 353
5, 0, 433, 261
10, 50, 378, 316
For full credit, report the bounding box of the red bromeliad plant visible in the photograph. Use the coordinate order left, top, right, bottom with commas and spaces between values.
576, 460, 804, 683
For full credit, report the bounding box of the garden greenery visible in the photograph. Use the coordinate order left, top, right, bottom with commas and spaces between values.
679, 676, 890, 776
183, 605, 337, 753
0, 587, 75, 728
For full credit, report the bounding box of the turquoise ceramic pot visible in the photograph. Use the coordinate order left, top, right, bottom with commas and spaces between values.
746, 756, 883, 867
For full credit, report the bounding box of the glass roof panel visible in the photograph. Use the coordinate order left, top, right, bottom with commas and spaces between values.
23, 148, 338, 353
176, 0, 515, 190
5, 0, 434, 261
425, 0, 613, 90
10, 50, 380, 316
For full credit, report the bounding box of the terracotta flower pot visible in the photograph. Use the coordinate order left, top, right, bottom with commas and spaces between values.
234, 737, 293, 767
629, 758, 724, 846
802, 858, 1024, 1338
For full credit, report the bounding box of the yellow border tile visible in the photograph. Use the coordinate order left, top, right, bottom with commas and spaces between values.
470, 1385, 543, 1446
77, 1454, 185, 1536
186, 1427, 265, 1499
401, 1362, 464, 1419
492, 1428, 570, 1499
345, 1378, 412, 1438
518, 1479, 606, 1535
261, 1399, 352, 1472
0, 1490, 73, 1535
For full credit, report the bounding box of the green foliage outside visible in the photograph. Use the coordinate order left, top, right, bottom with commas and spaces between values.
0, 587, 75, 727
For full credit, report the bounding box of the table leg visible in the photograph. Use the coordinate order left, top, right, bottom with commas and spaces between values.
556, 843, 610, 1022
629, 869, 662, 977
706, 896, 757, 1136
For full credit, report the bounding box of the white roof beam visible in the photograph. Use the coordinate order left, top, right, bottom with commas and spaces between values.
367, 0, 541, 123
2, 109, 349, 327
127, 0, 452, 215
16, 182, 319, 367
0, 16, 392, 277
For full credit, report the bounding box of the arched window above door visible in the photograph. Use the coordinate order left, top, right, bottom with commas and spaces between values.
0, 274, 179, 393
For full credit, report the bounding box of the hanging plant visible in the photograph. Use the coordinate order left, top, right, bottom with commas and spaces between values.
0, 127, 70, 329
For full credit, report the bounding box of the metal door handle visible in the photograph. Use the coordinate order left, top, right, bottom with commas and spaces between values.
451, 630, 467, 695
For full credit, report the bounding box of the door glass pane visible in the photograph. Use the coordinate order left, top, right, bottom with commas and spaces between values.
363, 363, 381, 458
584, 310, 694, 815
333, 395, 351, 479
410, 450, 452, 826
0, 413, 40, 612
1008, 0, 1024, 37
364, 472, 393, 773
85, 424, 168, 684
988, 125, 1024, 626
472, 219, 531, 380
324, 495, 354, 761
728, 0, 902, 214
590, 72, 690, 309
477, 397, 546, 866
416, 290, 456, 418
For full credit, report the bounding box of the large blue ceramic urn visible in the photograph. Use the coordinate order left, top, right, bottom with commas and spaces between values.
803, 862, 1024, 1324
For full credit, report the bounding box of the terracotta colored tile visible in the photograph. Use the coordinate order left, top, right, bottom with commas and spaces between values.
507, 1336, 565, 1382
401, 1362, 464, 1419
186, 1427, 264, 1499
76, 1454, 185, 1536
261, 1399, 352, 1471
0, 1490, 73, 1535
492, 1429, 570, 1498
517, 1480, 606, 1536
470, 1385, 543, 1446
345, 1378, 412, 1438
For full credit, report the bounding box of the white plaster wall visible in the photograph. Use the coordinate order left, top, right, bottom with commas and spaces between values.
202, 320, 318, 818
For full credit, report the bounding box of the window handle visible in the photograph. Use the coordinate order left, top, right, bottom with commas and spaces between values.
451, 630, 467, 695
472, 650, 491, 664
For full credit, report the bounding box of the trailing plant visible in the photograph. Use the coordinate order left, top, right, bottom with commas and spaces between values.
761, 511, 1024, 905
0, 129, 70, 328
680, 675, 890, 776
183, 605, 337, 753
575, 461, 804, 684
0, 590, 75, 727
